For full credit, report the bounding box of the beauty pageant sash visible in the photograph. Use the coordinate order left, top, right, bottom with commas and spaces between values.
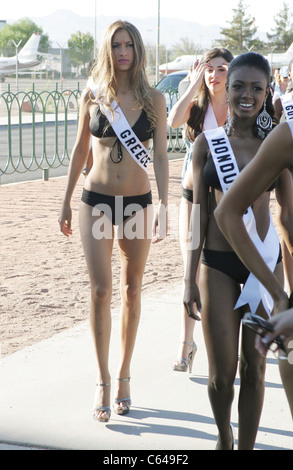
203, 103, 218, 130
89, 83, 151, 172
204, 126, 280, 315
280, 93, 293, 121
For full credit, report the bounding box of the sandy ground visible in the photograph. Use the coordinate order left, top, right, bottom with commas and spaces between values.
0, 159, 185, 357
0, 158, 282, 357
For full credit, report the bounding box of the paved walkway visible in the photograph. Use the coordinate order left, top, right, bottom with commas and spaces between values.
0, 172, 292, 451
0, 283, 292, 451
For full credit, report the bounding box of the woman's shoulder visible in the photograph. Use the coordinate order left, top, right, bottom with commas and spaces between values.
149, 86, 165, 101
194, 131, 208, 146
149, 87, 168, 115
192, 132, 210, 162
82, 87, 93, 100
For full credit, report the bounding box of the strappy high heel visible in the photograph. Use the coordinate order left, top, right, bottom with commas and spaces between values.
92, 382, 111, 422
113, 377, 131, 415
172, 341, 197, 373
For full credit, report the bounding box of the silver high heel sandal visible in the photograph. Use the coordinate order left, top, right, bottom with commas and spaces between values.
92, 382, 111, 422
113, 377, 131, 415
172, 341, 197, 373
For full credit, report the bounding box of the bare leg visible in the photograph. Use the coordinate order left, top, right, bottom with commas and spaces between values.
174, 197, 199, 370
278, 357, 293, 419
114, 207, 153, 411
200, 265, 241, 450
282, 239, 293, 292
238, 262, 285, 448
276, 256, 293, 418
79, 202, 114, 420
238, 317, 266, 449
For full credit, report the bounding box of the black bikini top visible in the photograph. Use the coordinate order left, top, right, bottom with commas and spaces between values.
203, 153, 278, 192
89, 106, 153, 142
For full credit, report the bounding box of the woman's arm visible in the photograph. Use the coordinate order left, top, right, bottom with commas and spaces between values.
168, 60, 208, 129
183, 134, 210, 319
58, 89, 91, 236
215, 123, 293, 308
276, 168, 293, 254
151, 89, 169, 242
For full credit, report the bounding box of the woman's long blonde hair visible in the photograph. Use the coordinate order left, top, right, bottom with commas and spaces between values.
91, 20, 156, 130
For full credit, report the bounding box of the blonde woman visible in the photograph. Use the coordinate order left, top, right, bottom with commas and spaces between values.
58, 20, 168, 422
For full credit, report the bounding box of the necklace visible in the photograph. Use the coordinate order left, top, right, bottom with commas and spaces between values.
110, 138, 123, 163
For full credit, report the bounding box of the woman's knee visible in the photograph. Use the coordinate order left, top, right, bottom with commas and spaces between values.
239, 357, 266, 388
91, 283, 112, 305
209, 373, 234, 394
121, 282, 141, 307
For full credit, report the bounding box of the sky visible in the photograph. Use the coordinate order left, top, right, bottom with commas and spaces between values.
1, 0, 283, 32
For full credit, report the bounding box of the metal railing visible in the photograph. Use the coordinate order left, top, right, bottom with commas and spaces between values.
0, 83, 81, 183
163, 87, 186, 153
0, 84, 185, 183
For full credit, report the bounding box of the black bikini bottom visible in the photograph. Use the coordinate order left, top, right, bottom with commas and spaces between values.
201, 246, 282, 284
182, 187, 193, 203
81, 188, 152, 226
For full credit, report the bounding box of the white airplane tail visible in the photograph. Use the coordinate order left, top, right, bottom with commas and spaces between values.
18, 33, 41, 61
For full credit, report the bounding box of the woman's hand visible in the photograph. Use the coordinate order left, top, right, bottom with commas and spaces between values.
183, 280, 202, 321
189, 59, 209, 88
58, 202, 73, 237
255, 308, 293, 357
152, 201, 168, 243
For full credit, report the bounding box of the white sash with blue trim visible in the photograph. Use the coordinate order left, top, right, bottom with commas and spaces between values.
204, 126, 280, 315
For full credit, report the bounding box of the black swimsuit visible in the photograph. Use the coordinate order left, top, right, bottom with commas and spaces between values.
81, 189, 152, 226
203, 153, 278, 192
89, 106, 153, 141
181, 152, 281, 284
182, 151, 278, 202
82, 106, 154, 226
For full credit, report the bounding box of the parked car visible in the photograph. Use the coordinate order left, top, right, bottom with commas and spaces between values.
155, 70, 189, 116
155, 71, 189, 141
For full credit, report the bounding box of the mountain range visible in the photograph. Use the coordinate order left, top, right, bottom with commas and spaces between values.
15, 10, 229, 49
5, 9, 268, 53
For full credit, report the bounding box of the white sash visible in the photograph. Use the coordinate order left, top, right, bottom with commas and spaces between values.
281, 93, 293, 121
100, 100, 151, 172
89, 82, 151, 172
203, 103, 218, 130
204, 127, 280, 315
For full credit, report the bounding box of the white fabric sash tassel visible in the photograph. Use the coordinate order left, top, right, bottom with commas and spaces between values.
204, 127, 279, 316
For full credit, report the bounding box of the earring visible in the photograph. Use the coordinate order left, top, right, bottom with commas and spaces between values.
256, 101, 272, 133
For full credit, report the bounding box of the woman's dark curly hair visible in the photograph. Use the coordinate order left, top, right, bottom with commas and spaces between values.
226, 52, 274, 139
185, 47, 234, 141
